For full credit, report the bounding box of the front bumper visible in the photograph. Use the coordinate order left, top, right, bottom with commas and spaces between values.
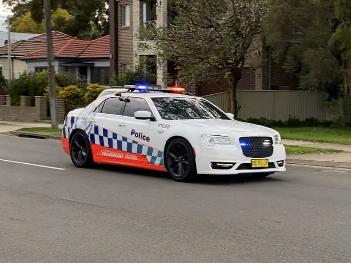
195, 144, 286, 175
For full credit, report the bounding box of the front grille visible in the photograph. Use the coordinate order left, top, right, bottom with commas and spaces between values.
237, 162, 276, 170
239, 137, 273, 158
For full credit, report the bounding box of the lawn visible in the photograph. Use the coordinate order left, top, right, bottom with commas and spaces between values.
285, 145, 342, 155
17, 127, 62, 138
275, 127, 351, 145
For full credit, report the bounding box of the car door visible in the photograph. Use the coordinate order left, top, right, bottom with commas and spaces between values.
88, 96, 128, 162
118, 96, 166, 169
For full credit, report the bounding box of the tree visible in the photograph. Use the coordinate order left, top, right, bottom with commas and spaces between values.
147, 0, 267, 116
5, 0, 108, 39
329, 0, 351, 97
11, 11, 44, 33
265, 0, 343, 99
11, 8, 73, 33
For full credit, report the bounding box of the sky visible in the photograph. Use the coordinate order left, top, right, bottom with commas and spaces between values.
0, 0, 12, 31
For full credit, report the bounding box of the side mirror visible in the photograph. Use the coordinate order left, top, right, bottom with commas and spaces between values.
134, 110, 153, 120
226, 113, 234, 120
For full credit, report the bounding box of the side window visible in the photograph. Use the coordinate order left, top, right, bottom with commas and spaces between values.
101, 97, 125, 115
94, 100, 106, 113
123, 97, 151, 117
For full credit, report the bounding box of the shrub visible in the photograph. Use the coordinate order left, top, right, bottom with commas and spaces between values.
84, 84, 106, 104
56, 72, 87, 89
243, 117, 332, 128
8, 71, 48, 104
0, 75, 6, 95
58, 85, 85, 112
112, 65, 156, 86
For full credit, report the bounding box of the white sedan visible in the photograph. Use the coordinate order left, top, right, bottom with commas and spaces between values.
61, 87, 286, 181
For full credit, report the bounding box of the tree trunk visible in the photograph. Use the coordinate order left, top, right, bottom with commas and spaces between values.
227, 68, 241, 118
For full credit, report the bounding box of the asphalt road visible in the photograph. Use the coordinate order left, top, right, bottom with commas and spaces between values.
0, 135, 350, 263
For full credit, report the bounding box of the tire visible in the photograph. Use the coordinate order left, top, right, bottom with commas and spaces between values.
70, 131, 93, 168
165, 138, 197, 182
251, 173, 272, 179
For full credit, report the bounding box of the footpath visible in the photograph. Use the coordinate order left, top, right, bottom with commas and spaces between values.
0, 121, 51, 133
284, 139, 351, 170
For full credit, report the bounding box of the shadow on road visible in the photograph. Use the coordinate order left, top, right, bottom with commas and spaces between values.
84, 163, 286, 185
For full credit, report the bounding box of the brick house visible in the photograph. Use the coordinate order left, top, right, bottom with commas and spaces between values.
110, 0, 297, 94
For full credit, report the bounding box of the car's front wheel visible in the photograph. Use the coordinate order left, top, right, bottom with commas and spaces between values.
165, 138, 197, 182
70, 131, 93, 168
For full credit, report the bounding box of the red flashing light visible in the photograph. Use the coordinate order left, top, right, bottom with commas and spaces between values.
168, 85, 186, 94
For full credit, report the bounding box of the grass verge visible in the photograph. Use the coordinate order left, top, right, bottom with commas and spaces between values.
17, 127, 62, 138
275, 127, 351, 145
285, 145, 342, 155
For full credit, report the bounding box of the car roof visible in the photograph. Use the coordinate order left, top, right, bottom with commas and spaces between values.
116, 92, 200, 100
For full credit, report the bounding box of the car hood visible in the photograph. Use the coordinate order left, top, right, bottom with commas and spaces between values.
167, 119, 277, 136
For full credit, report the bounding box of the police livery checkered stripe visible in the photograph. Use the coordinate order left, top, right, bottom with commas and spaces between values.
89, 125, 164, 166
63, 117, 164, 166
62, 116, 74, 139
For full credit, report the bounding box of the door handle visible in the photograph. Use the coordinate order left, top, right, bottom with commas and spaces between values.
118, 124, 126, 127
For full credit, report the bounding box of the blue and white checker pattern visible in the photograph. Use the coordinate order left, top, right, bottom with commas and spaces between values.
62, 116, 76, 139
89, 125, 164, 166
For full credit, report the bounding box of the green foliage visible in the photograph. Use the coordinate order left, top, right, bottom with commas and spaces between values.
6, 0, 108, 39
8, 71, 48, 104
0, 75, 7, 95
244, 117, 332, 128
11, 11, 44, 33
143, 0, 268, 115
57, 85, 84, 112
265, 0, 343, 97
84, 84, 106, 104
55, 72, 87, 89
329, 0, 351, 96
11, 8, 74, 34
112, 66, 157, 86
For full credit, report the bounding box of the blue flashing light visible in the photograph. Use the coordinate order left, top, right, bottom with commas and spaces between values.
135, 83, 149, 93
239, 139, 251, 148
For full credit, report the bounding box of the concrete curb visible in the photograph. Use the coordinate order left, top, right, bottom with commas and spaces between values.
287, 159, 351, 170
9, 131, 61, 141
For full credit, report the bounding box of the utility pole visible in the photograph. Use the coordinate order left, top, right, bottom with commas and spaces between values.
44, 0, 58, 128
7, 17, 12, 87
109, 0, 119, 84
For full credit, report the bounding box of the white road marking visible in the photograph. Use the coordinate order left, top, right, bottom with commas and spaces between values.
287, 163, 351, 172
0, 158, 66, 171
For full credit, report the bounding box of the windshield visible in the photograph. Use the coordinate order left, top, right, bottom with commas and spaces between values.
151, 97, 230, 120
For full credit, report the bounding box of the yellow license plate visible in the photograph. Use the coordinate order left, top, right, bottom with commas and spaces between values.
251, 159, 269, 168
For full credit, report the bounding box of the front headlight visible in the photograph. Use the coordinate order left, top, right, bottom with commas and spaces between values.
274, 134, 282, 144
201, 135, 231, 146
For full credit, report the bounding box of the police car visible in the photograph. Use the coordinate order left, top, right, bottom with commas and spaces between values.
62, 85, 286, 181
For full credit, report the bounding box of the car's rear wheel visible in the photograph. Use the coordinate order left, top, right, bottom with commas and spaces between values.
70, 131, 93, 168
165, 138, 197, 182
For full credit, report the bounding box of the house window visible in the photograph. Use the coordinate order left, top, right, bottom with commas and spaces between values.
140, 0, 157, 27
122, 5, 131, 27
91, 67, 110, 85
34, 67, 48, 72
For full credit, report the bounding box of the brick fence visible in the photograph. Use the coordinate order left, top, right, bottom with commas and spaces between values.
0, 95, 65, 123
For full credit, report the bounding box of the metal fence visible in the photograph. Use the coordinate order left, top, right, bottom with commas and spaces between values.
203, 90, 335, 121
